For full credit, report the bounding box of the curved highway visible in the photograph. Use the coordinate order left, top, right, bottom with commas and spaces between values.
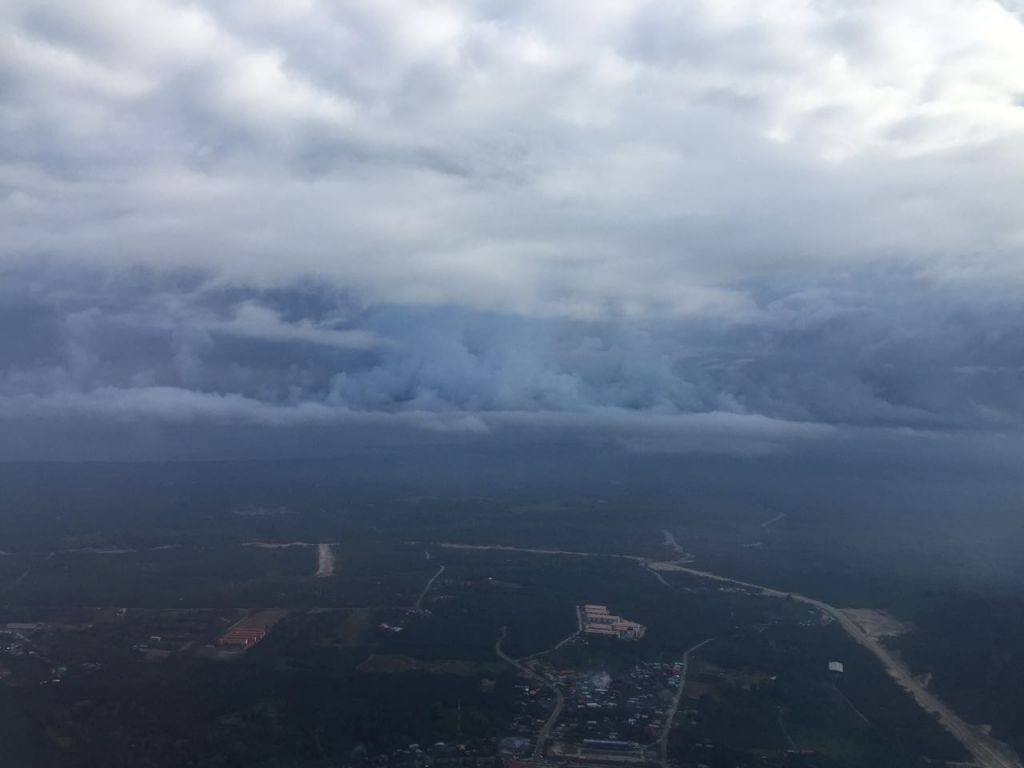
441, 541, 1021, 768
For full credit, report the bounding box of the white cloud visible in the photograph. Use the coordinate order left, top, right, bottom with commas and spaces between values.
1, 0, 1023, 318
209, 301, 379, 349
3, 1, 1024, 457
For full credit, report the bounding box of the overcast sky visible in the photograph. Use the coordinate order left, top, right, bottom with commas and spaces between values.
2, 0, 1024, 460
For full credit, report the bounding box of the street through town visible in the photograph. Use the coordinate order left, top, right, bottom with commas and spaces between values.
495, 627, 566, 758
656, 637, 713, 768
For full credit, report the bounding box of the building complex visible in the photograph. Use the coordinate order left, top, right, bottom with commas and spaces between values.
580, 605, 646, 641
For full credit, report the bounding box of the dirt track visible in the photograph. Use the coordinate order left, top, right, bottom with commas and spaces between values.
413, 564, 446, 610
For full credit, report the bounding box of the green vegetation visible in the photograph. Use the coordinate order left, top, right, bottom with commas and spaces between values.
0, 462, 1015, 767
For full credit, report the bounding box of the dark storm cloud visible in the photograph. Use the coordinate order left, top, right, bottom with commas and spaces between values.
1, 264, 1023, 461
2, 2, 1024, 458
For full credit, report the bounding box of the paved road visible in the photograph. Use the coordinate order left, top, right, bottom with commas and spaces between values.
440, 542, 642, 560
519, 607, 582, 663
443, 541, 1021, 768
657, 637, 713, 767
668, 563, 1022, 768
495, 627, 565, 758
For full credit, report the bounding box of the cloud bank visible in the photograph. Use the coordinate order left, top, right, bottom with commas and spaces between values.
2, 1, 1024, 457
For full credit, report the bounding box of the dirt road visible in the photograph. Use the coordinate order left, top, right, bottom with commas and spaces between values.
413, 564, 446, 610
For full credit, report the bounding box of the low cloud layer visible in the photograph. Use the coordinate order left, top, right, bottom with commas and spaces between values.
1, 264, 1022, 458
2, 2, 1024, 458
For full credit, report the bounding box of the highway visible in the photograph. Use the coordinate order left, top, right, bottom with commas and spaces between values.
440, 542, 644, 561
667, 563, 1022, 768
442, 540, 1022, 768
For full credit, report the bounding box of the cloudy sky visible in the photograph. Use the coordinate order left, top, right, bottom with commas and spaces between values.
2, 0, 1024, 460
